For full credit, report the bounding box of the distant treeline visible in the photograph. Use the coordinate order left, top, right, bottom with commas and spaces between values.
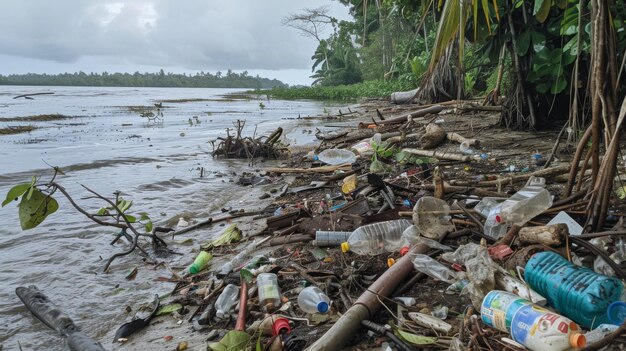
0, 69, 286, 89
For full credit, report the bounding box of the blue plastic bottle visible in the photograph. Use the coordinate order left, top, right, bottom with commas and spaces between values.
525, 251, 623, 328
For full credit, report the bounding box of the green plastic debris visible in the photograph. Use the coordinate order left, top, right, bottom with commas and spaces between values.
202, 224, 242, 250
155, 303, 183, 316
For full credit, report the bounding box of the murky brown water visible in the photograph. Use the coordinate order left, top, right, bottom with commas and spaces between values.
0, 86, 343, 350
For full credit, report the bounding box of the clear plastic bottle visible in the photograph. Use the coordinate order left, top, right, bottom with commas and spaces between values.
317, 148, 357, 165
257, 273, 281, 310
583, 324, 618, 343
484, 206, 507, 239
297, 286, 331, 314
314, 231, 352, 247
399, 225, 420, 256
496, 177, 553, 226
411, 254, 461, 284
214, 284, 239, 319
340, 219, 413, 255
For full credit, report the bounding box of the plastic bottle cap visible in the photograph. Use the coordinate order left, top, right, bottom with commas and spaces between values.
341, 242, 350, 253
495, 215, 502, 223
569, 333, 586, 348
399, 246, 409, 256
607, 301, 626, 325
272, 318, 291, 336
387, 258, 395, 267
317, 301, 329, 313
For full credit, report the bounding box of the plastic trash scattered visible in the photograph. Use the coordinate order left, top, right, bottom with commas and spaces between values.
394, 297, 416, 306
496, 177, 553, 226
341, 174, 357, 194
411, 254, 462, 284
547, 211, 583, 236
257, 273, 281, 311
177, 217, 189, 227
459, 141, 473, 155
431, 306, 449, 319
314, 231, 352, 247
525, 251, 624, 328
607, 301, 626, 325
412, 196, 455, 239
187, 251, 212, 274
350, 140, 374, 156
408, 312, 452, 333
481, 291, 586, 351
341, 219, 413, 255
484, 207, 508, 239
297, 286, 331, 314
583, 324, 618, 344
317, 148, 357, 165
214, 284, 239, 319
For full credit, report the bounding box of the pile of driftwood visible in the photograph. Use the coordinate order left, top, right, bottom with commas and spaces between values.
211, 120, 287, 159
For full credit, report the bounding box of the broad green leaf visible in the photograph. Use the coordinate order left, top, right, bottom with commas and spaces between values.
536, 82, 550, 94
555, 0, 567, 9
26, 186, 35, 201
145, 220, 154, 233
117, 199, 132, 213
395, 328, 438, 345
516, 30, 531, 56
155, 303, 183, 316
123, 214, 137, 223
138, 212, 150, 221
535, 0, 552, 23
209, 330, 251, 351
563, 36, 579, 54
202, 224, 242, 250
531, 32, 546, 52
18, 188, 59, 230
96, 207, 109, 216
550, 76, 567, 94
2, 183, 31, 207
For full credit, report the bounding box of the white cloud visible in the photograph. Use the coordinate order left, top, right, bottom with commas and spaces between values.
0, 0, 350, 85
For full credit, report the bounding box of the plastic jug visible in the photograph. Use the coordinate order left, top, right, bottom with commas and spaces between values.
341, 219, 412, 255
481, 291, 586, 351
215, 284, 239, 319
525, 251, 624, 328
297, 286, 331, 314
496, 177, 553, 226
484, 207, 507, 239
317, 148, 356, 165
257, 273, 281, 310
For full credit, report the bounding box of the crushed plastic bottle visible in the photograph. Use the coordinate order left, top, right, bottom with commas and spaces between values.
412, 254, 462, 284
583, 324, 618, 344
496, 177, 553, 226
341, 219, 412, 255
412, 196, 455, 239
459, 141, 474, 155
317, 148, 357, 165
484, 206, 508, 239
215, 284, 239, 319
297, 286, 331, 314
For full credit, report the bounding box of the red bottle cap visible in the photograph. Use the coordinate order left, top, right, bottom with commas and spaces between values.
399, 246, 409, 256
272, 318, 291, 336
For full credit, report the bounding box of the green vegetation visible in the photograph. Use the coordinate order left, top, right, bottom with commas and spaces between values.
0, 69, 285, 89
260, 80, 414, 101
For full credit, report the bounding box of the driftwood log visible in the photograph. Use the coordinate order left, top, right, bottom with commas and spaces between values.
419, 123, 447, 149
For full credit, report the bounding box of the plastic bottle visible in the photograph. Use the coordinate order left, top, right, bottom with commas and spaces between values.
399, 225, 420, 256
525, 251, 624, 328
411, 254, 461, 284
481, 291, 586, 351
484, 207, 507, 239
214, 284, 240, 319
297, 286, 331, 314
412, 197, 455, 239
583, 324, 618, 343
496, 177, 553, 226
257, 273, 281, 310
314, 231, 351, 247
341, 219, 413, 255
187, 251, 212, 274
317, 148, 356, 165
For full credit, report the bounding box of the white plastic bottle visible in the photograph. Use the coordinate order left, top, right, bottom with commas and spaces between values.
214, 284, 240, 319
297, 286, 331, 314
510, 304, 586, 351
341, 220, 412, 255
496, 177, 553, 226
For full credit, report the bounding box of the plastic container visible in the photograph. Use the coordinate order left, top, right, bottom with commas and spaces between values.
314, 231, 351, 247
484, 207, 508, 239
459, 141, 473, 155
607, 301, 626, 325
481, 291, 586, 351
399, 225, 420, 256
297, 286, 331, 314
525, 251, 624, 328
412, 254, 461, 284
257, 273, 281, 309
317, 148, 357, 165
215, 284, 239, 319
583, 324, 618, 343
496, 177, 553, 226
340, 219, 412, 255
188, 251, 212, 274
412, 196, 455, 239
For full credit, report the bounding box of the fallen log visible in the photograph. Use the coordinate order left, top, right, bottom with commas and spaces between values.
517, 224, 568, 246
358, 105, 445, 128
16, 285, 107, 351
402, 148, 472, 162
446, 132, 479, 147
448, 164, 574, 187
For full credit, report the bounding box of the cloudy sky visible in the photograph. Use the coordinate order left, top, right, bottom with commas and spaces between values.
0, 1, 350, 85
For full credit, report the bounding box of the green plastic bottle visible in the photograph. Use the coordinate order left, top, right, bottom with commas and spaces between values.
188, 251, 212, 274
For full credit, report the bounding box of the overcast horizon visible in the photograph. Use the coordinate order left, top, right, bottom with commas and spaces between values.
0, 1, 350, 86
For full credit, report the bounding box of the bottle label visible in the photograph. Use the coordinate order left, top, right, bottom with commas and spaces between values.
511, 305, 569, 346
481, 291, 530, 332
257, 279, 280, 302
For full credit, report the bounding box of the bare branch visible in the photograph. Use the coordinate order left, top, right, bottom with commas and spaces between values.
282, 6, 337, 43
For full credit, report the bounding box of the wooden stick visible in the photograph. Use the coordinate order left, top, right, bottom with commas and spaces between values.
402, 148, 471, 162
446, 132, 479, 147
264, 164, 352, 174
